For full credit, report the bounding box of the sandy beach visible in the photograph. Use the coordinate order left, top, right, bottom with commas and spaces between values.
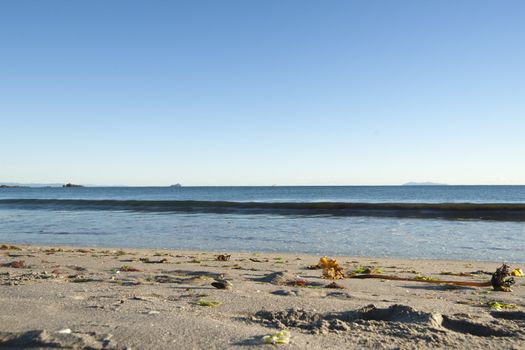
0, 244, 524, 349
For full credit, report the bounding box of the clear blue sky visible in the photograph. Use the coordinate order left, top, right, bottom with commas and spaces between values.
1, 1, 524, 186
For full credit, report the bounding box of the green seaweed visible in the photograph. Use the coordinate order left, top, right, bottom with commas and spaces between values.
484, 300, 517, 310
262, 330, 290, 345
414, 275, 440, 282
349, 266, 383, 274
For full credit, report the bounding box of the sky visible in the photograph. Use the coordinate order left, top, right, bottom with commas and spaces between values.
1, 1, 524, 186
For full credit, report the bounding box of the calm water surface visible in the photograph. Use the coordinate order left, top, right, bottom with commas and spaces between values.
1, 186, 524, 262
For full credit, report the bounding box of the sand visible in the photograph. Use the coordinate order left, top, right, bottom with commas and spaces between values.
0, 244, 524, 349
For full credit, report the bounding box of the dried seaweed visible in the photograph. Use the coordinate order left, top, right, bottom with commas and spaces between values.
491, 264, 515, 292
349, 264, 518, 292
318, 257, 345, 280
324, 282, 345, 289
139, 258, 168, 264
119, 265, 141, 272
216, 254, 231, 261
0, 245, 22, 251
3, 260, 25, 268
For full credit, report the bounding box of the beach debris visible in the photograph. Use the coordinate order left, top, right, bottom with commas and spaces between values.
491, 264, 515, 292
511, 268, 524, 277
192, 299, 221, 307
484, 301, 517, 311
139, 257, 168, 264
324, 282, 345, 289
4, 260, 25, 268
0, 244, 22, 251
348, 264, 518, 291
262, 330, 290, 345
318, 257, 345, 279
414, 275, 440, 282
43, 248, 64, 254
216, 254, 231, 261
118, 265, 141, 272
211, 279, 233, 290
292, 278, 308, 287
57, 328, 72, 334
348, 265, 383, 275
350, 273, 492, 287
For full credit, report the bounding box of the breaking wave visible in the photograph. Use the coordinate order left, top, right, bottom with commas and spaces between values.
1, 199, 524, 221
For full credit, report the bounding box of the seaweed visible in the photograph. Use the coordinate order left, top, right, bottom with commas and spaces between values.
0, 245, 22, 251
262, 330, 290, 345
491, 264, 515, 292
318, 257, 345, 280
140, 258, 168, 264
216, 254, 231, 261
484, 301, 517, 310
414, 275, 440, 282
324, 282, 345, 289
349, 266, 382, 275
43, 248, 63, 254
119, 265, 141, 272
348, 264, 517, 292
4, 260, 25, 268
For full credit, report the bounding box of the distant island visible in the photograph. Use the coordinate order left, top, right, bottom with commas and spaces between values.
0, 182, 63, 188
63, 183, 84, 188
170, 183, 182, 187
402, 182, 448, 186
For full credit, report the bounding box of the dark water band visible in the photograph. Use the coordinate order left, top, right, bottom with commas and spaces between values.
1, 199, 525, 221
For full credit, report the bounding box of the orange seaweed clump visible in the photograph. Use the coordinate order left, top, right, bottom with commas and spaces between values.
319, 256, 345, 280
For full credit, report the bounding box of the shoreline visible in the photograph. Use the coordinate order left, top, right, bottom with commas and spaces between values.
1, 243, 524, 349
2, 241, 523, 264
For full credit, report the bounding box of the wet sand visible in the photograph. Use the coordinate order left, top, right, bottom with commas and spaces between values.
0, 244, 524, 349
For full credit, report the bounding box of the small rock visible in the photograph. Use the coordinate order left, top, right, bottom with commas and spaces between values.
211, 280, 233, 290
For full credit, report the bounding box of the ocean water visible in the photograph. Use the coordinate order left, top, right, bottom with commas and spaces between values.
0, 186, 524, 262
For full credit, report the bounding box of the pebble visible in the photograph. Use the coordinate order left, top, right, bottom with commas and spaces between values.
211, 280, 233, 290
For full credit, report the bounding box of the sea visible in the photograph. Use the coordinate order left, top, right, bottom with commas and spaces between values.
1, 186, 524, 262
